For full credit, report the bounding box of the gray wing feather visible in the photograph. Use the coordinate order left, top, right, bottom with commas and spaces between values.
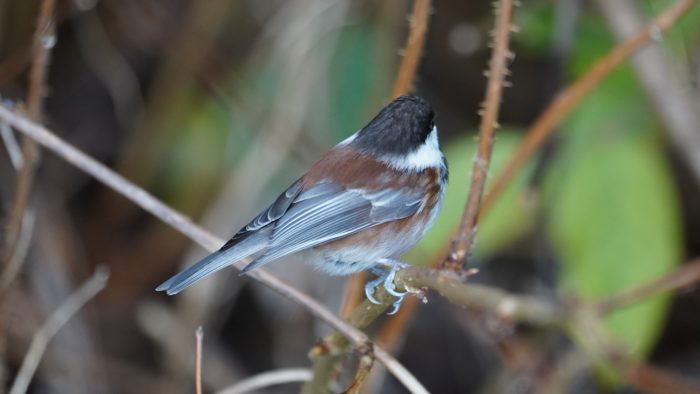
246, 179, 304, 231
240, 183, 423, 272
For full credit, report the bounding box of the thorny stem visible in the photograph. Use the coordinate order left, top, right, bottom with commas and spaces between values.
442, 0, 516, 271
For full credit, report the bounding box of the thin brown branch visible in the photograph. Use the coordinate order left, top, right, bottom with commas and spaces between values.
195, 326, 203, 394
390, 0, 431, 98
597, 259, 700, 314
442, 0, 516, 271
624, 362, 700, 394
0, 104, 427, 394
2, 0, 56, 277
214, 368, 311, 394
481, 0, 698, 214
9, 266, 109, 394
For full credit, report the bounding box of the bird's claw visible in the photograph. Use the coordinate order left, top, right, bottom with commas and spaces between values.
364, 275, 384, 305
364, 260, 409, 313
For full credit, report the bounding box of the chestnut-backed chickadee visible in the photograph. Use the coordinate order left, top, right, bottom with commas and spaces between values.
156, 95, 448, 313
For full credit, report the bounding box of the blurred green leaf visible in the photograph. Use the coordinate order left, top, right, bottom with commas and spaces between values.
412, 131, 536, 264
546, 73, 682, 358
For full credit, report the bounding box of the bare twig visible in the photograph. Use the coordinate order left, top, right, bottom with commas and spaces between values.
442, 0, 516, 271
214, 368, 312, 394
195, 326, 203, 394
595, 0, 700, 183
0, 104, 427, 394
9, 267, 109, 394
597, 259, 700, 314
2, 0, 57, 275
390, 0, 432, 98
481, 0, 698, 213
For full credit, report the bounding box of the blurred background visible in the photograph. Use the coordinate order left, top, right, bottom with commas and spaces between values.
1, 0, 700, 393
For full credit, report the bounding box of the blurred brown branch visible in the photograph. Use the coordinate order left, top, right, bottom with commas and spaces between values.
9, 266, 109, 394
2, 0, 56, 282
390, 0, 431, 98
0, 103, 427, 394
443, 0, 516, 271
481, 0, 698, 214
597, 259, 700, 314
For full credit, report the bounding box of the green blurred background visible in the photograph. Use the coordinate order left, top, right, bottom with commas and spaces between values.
1, 0, 700, 393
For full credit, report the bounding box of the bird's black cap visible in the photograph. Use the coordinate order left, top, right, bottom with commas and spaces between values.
352, 95, 435, 156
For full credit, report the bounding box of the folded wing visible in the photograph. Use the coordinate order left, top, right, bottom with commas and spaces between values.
240, 181, 423, 273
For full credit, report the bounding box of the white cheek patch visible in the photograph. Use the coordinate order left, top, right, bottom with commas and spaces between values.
382, 126, 444, 171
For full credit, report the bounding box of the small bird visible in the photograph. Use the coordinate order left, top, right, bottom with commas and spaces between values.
156, 95, 448, 313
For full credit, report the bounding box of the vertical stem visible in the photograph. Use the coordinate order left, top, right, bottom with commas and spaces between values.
2, 0, 56, 273
443, 0, 516, 271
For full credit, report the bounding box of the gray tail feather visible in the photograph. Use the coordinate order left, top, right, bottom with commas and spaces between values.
238, 246, 292, 275
156, 233, 267, 295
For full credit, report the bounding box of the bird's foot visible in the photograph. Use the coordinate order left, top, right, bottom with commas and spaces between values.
364, 259, 409, 315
